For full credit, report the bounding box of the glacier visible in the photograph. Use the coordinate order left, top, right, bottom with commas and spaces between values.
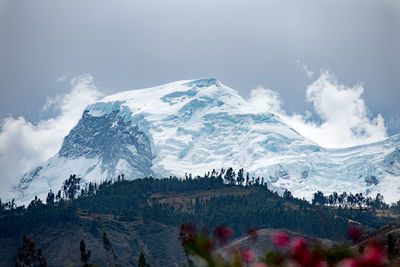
14, 78, 400, 204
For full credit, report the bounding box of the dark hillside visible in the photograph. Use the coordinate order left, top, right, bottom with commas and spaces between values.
0, 176, 396, 266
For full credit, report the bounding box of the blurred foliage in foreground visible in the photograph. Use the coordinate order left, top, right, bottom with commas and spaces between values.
180, 222, 400, 267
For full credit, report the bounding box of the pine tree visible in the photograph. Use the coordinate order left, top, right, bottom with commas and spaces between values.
28, 196, 44, 210
102, 232, 117, 265
312, 191, 327, 205
283, 189, 293, 200
80, 239, 91, 267
56, 190, 62, 202
224, 167, 235, 184
138, 252, 150, 267
62, 174, 82, 200
237, 168, 244, 185
15, 236, 46, 267
46, 190, 55, 205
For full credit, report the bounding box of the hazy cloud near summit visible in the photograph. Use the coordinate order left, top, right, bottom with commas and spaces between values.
248, 72, 387, 148
0, 75, 102, 199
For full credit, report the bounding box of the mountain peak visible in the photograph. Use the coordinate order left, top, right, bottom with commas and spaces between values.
14, 79, 400, 205
184, 78, 220, 88
87, 77, 244, 120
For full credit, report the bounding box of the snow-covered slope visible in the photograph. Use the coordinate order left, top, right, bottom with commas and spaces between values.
15, 78, 400, 203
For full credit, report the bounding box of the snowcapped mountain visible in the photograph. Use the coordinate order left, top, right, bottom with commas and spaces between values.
15, 78, 400, 204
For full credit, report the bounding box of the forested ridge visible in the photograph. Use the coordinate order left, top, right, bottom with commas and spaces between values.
1, 170, 399, 266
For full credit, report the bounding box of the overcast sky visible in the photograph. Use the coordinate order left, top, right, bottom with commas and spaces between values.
0, 0, 399, 132
0, 0, 400, 198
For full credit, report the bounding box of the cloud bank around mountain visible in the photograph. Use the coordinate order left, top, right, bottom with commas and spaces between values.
248, 71, 387, 148
0, 75, 102, 199
0, 71, 389, 200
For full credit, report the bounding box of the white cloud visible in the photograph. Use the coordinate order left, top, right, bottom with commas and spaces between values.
297, 59, 314, 79
57, 75, 67, 82
0, 74, 103, 199
302, 64, 314, 79
248, 86, 283, 114
247, 71, 387, 148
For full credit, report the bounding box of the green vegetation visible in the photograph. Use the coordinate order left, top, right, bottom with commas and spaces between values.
0, 170, 399, 266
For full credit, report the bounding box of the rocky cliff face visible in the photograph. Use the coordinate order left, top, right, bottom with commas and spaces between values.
59, 109, 153, 177
16, 109, 154, 203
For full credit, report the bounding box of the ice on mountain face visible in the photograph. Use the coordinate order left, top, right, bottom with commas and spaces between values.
18, 167, 43, 192
365, 175, 379, 186
15, 78, 400, 204
185, 78, 220, 88
384, 146, 400, 176
15, 109, 154, 203
60, 109, 153, 176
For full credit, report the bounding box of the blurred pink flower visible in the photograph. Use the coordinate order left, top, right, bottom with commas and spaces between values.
347, 224, 362, 242
338, 258, 359, 267
316, 261, 328, 267
272, 230, 290, 248
290, 237, 313, 266
362, 242, 386, 266
291, 237, 307, 252
214, 225, 233, 242
254, 263, 268, 267
242, 249, 256, 263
